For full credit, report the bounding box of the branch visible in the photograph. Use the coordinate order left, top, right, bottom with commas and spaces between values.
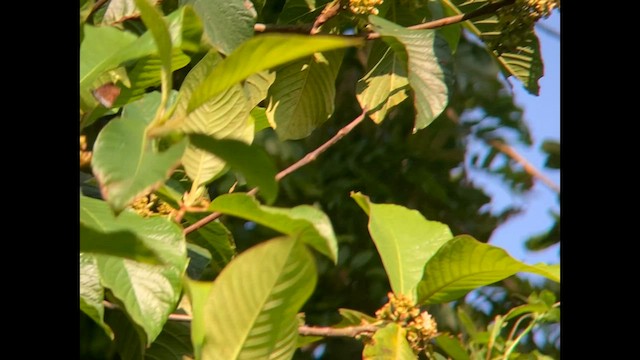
254, 0, 516, 39
103, 300, 379, 336
183, 108, 368, 235
298, 324, 379, 338
488, 139, 560, 194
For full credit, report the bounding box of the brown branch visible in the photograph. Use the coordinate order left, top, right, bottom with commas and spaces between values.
254, 0, 516, 40
298, 324, 379, 338
488, 139, 560, 194
183, 108, 368, 235
310, 0, 344, 35
103, 300, 379, 336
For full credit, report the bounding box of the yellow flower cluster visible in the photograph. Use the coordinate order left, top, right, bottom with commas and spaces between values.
526, 0, 559, 20
375, 292, 438, 354
80, 135, 92, 170
131, 193, 175, 217
349, 0, 384, 15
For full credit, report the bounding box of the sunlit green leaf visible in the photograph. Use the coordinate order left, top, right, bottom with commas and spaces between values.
416, 235, 560, 304
92, 92, 187, 213
80, 253, 113, 338
352, 192, 453, 301
187, 34, 363, 113
145, 319, 194, 359
184, 278, 213, 359
368, 15, 452, 132
189, 135, 278, 203
266, 50, 344, 140
362, 323, 415, 360
201, 237, 317, 359
210, 193, 338, 263
435, 333, 470, 360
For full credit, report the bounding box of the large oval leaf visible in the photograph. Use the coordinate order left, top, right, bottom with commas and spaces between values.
80, 253, 113, 338
362, 323, 415, 360
210, 193, 338, 263
352, 192, 453, 301
92, 92, 187, 214
184, 0, 255, 55
189, 135, 279, 204
187, 34, 363, 113
265, 49, 345, 140
416, 235, 560, 305
368, 15, 452, 132
95, 213, 188, 344
201, 236, 317, 360
356, 41, 410, 124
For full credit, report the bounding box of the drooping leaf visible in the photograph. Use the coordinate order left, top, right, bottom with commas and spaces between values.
187, 34, 363, 113
435, 334, 470, 360
189, 135, 278, 203
80, 6, 202, 113
201, 237, 317, 360
441, 0, 544, 95
184, 213, 236, 276
80, 223, 162, 264
266, 49, 344, 140
184, 278, 213, 359
184, 0, 255, 55
145, 320, 193, 359
105, 308, 147, 360
251, 107, 271, 132
352, 192, 453, 301
85, 196, 188, 343
209, 193, 338, 263
362, 323, 415, 360
80, 253, 113, 338
356, 41, 409, 123
92, 92, 187, 213
416, 235, 560, 305
244, 71, 276, 107
112, 50, 192, 109
101, 0, 149, 25
79, 195, 172, 264
135, 0, 174, 111
368, 15, 452, 132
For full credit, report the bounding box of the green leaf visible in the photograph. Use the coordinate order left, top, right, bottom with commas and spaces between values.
105, 308, 147, 360
80, 222, 162, 264
88, 198, 188, 343
145, 321, 193, 359
187, 34, 363, 113
368, 15, 452, 133
209, 193, 338, 263
135, 0, 173, 110
201, 236, 317, 360
184, 279, 213, 359
80, 253, 114, 338
112, 50, 192, 109
244, 71, 276, 108
265, 49, 344, 140
337, 308, 378, 326
251, 107, 272, 132
356, 42, 409, 123
435, 334, 470, 360
184, 0, 255, 55
441, 0, 543, 95
80, 6, 203, 113
362, 323, 415, 360
184, 214, 236, 276
92, 92, 187, 213
416, 235, 560, 305
352, 192, 453, 301
79, 194, 173, 264
188, 135, 279, 204
277, 0, 330, 25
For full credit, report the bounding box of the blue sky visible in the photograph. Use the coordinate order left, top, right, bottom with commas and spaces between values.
467, 12, 560, 268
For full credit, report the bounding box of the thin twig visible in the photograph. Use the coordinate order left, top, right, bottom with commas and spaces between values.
183, 108, 368, 235
488, 139, 560, 194
103, 300, 379, 337
298, 324, 379, 337
254, 0, 516, 40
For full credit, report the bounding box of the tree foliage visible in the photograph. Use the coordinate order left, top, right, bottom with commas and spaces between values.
80, 0, 560, 358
